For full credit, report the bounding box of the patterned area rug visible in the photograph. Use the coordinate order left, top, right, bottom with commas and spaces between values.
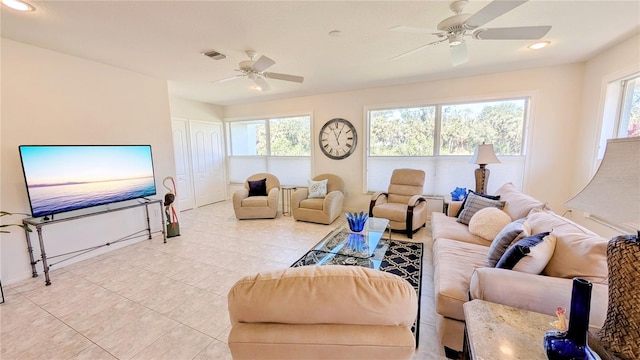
291, 239, 424, 342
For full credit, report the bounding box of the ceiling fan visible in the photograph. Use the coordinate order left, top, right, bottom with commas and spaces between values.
389, 0, 551, 66
214, 50, 304, 92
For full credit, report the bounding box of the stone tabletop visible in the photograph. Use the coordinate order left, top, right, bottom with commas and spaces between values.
463, 300, 555, 360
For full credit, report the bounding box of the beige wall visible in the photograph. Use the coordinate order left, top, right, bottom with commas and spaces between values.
1, 39, 176, 284
224, 64, 585, 213
169, 97, 224, 122
569, 33, 640, 237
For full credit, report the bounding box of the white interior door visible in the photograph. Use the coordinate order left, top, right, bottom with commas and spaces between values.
190, 120, 226, 206
171, 119, 195, 211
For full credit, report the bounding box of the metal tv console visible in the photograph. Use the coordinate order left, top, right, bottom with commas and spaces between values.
22, 199, 166, 286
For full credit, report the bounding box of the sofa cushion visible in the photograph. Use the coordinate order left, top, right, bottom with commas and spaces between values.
468, 207, 512, 241
527, 209, 608, 283
431, 212, 488, 246
433, 238, 488, 321
308, 179, 328, 198
248, 178, 268, 197
494, 182, 548, 220
299, 198, 324, 210
497, 232, 556, 274
457, 192, 506, 225
486, 218, 531, 267
241, 196, 269, 207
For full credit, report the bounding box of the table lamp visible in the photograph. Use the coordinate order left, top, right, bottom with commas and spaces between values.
470, 143, 501, 194
564, 136, 639, 360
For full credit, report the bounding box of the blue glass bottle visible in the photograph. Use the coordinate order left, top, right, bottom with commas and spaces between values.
544, 278, 600, 360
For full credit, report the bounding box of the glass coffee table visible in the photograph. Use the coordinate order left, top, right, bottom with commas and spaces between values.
298, 217, 391, 269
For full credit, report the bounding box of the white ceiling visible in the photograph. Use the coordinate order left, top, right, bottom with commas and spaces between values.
2, 1, 639, 106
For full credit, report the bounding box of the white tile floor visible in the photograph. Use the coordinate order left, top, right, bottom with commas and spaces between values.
0, 201, 447, 360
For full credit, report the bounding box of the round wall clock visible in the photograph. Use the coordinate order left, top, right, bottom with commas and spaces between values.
319, 118, 357, 160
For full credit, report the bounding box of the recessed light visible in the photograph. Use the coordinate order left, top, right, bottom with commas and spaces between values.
528, 41, 550, 50
2, 0, 35, 11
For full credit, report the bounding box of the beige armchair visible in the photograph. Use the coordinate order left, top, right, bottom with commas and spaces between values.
233, 173, 280, 219
291, 173, 345, 224
369, 168, 427, 239
227, 265, 418, 360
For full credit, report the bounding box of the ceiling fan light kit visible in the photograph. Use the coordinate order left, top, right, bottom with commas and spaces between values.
390, 0, 552, 65
528, 41, 550, 50
213, 50, 304, 92
2, 0, 35, 11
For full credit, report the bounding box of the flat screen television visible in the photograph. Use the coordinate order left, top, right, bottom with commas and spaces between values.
18, 145, 157, 218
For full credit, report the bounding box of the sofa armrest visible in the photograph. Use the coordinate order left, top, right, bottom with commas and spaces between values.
408, 194, 426, 207
470, 268, 608, 328
291, 188, 308, 209
447, 201, 463, 217
369, 192, 388, 216
323, 190, 344, 215
267, 187, 280, 210
233, 189, 249, 209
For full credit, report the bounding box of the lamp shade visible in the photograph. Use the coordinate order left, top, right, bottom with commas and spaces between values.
564, 137, 640, 227
470, 144, 501, 165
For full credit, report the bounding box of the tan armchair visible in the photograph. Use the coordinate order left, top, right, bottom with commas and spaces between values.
291, 173, 345, 224
233, 173, 280, 219
369, 168, 427, 239
227, 265, 418, 360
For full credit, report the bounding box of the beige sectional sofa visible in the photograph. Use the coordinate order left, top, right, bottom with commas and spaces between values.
430, 182, 610, 354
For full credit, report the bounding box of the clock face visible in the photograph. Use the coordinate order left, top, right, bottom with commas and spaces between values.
319, 118, 357, 160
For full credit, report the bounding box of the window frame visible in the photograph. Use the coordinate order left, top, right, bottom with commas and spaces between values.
364, 96, 531, 195
226, 113, 313, 185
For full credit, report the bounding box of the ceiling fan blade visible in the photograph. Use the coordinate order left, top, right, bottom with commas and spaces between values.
464, 0, 529, 29
389, 25, 442, 35
213, 74, 244, 83
252, 55, 275, 72
474, 26, 551, 40
264, 72, 304, 83
450, 42, 468, 67
388, 38, 447, 61
254, 77, 272, 92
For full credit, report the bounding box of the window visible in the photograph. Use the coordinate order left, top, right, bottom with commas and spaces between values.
617, 75, 640, 138
228, 115, 311, 185
599, 73, 640, 159
367, 98, 528, 195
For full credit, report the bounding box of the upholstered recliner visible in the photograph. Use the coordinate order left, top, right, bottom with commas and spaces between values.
233, 173, 280, 219
291, 173, 345, 224
369, 168, 427, 239
227, 265, 418, 360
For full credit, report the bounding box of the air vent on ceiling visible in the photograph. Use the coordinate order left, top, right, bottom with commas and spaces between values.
203, 50, 226, 60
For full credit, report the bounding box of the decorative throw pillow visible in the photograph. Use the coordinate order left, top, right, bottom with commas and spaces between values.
248, 178, 268, 197
468, 207, 512, 242
456, 190, 501, 217
457, 192, 506, 225
486, 218, 531, 267
308, 179, 328, 198
496, 232, 556, 274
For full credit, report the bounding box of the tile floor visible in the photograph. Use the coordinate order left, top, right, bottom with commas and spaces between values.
0, 201, 447, 360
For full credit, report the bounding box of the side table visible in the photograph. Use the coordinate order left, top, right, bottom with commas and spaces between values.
463, 300, 555, 359
281, 185, 296, 216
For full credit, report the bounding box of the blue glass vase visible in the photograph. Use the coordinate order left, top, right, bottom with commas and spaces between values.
544, 278, 600, 360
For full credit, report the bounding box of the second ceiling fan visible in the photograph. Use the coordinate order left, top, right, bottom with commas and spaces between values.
389, 0, 551, 66
214, 50, 304, 92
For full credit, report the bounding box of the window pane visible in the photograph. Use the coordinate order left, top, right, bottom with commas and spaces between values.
269, 116, 311, 156
230, 120, 266, 156
440, 99, 526, 155
369, 107, 435, 156
619, 77, 640, 138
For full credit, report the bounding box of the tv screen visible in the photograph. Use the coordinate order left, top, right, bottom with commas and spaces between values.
18, 145, 157, 218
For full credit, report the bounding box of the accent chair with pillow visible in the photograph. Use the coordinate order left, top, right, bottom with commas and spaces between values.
369, 168, 427, 239
291, 174, 345, 224
227, 265, 418, 360
233, 173, 280, 220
